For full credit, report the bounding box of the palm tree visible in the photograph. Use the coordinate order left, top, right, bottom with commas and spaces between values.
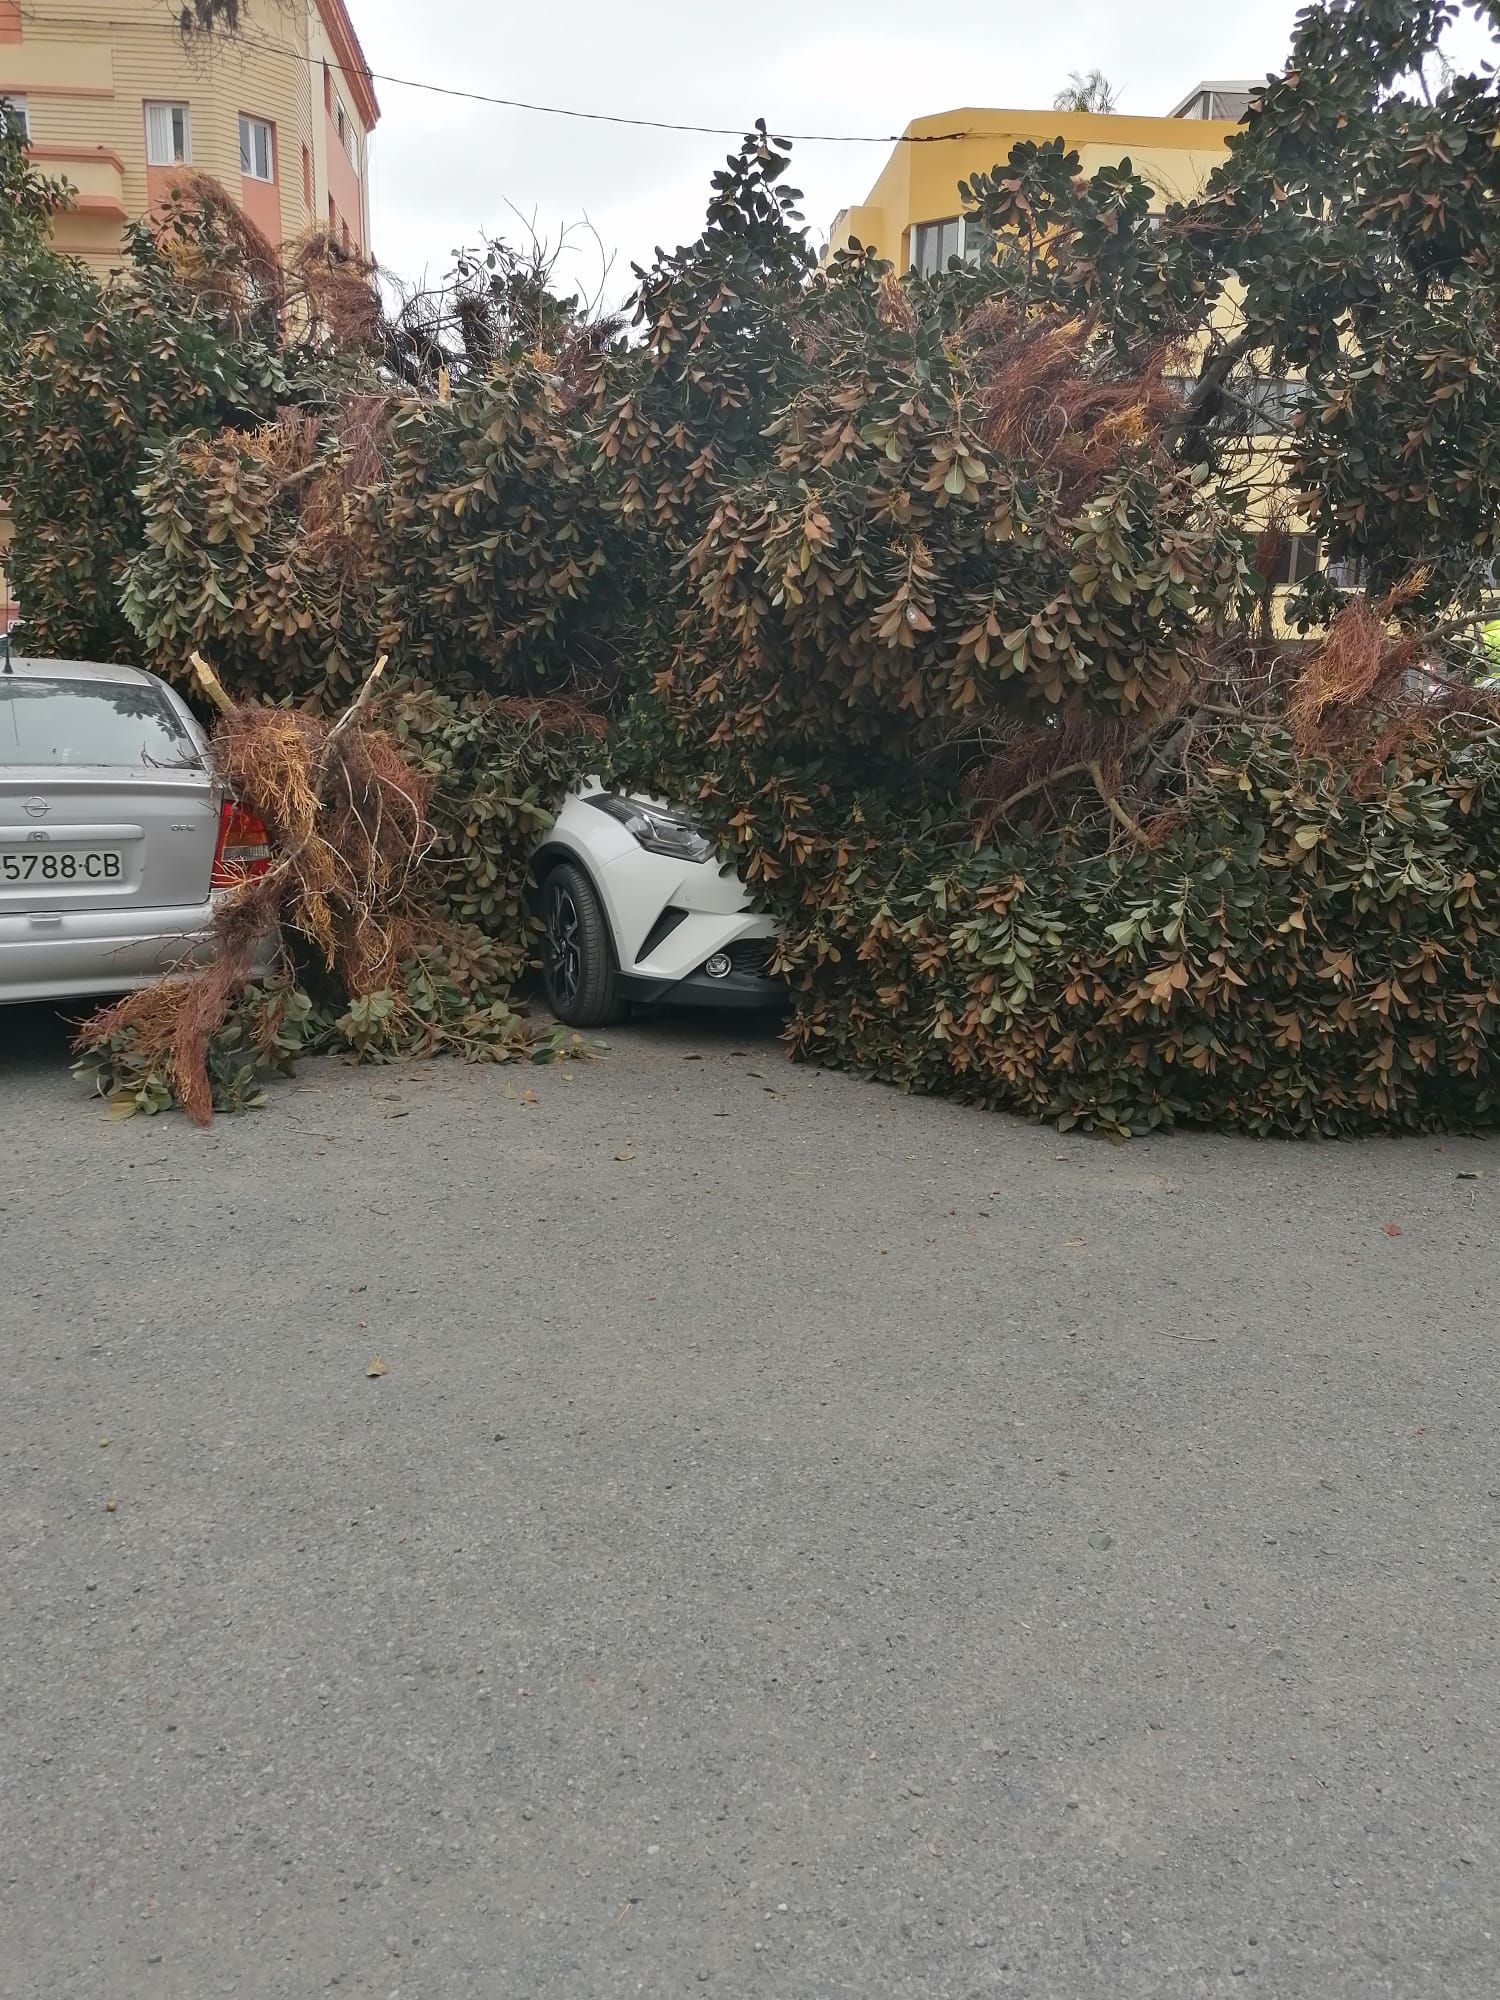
1053, 70, 1121, 114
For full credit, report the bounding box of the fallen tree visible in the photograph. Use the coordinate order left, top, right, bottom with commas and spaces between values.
11, 2, 1500, 1132
73, 657, 584, 1120
591, 6, 1500, 1134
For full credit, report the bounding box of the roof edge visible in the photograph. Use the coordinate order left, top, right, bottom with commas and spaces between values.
1165, 79, 1262, 117
900, 105, 1244, 141
316, 0, 380, 130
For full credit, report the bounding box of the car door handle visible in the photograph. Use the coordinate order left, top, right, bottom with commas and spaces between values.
27, 913, 64, 928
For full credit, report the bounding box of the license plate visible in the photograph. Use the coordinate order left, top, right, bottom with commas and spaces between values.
1, 848, 125, 885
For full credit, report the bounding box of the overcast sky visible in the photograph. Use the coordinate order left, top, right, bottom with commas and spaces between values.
347, 0, 1495, 311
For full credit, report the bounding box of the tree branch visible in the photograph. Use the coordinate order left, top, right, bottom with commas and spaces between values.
1089, 759, 1148, 841
189, 650, 235, 714
1162, 328, 1258, 455
988, 757, 1094, 819
325, 651, 389, 747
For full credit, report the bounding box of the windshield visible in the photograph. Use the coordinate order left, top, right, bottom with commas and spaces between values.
0, 678, 202, 770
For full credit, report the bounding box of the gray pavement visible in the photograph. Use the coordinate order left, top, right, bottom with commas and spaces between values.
3, 999, 1499, 1999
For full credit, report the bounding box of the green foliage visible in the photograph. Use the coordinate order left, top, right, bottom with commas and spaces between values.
127, 478, 598, 951
111, 311, 615, 1130
0, 97, 90, 369
121, 410, 605, 1005
1198, 1, 1500, 613
77, 980, 321, 1118
21, 6, 1500, 1136
75, 966, 587, 1118
382, 231, 625, 388
956, 139, 1214, 349
1053, 70, 1121, 115
379, 682, 603, 958
602, 127, 1250, 848
944, 5, 1500, 622
598, 78, 1500, 1138
122, 418, 379, 701
2, 305, 281, 662
594, 117, 817, 582
374, 360, 633, 693
0, 165, 292, 660
777, 726, 1500, 1136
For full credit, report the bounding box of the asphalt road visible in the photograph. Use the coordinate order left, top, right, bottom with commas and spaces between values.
4, 1000, 1499, 1999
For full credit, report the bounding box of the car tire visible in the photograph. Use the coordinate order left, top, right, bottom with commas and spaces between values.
540, 861, 628, 1027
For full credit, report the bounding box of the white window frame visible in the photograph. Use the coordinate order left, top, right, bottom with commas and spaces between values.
1325, 555, 1368, 593
911, 215, 986, 278
333, 96, 359, 169
2, 95, 28, 143
911, 217, 960, 279
239, 113, 274, 182
1274, 533, 1321, 589
144, 101, 192, 167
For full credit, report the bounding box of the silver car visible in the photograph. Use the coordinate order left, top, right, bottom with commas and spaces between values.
0, 654, 274, 1006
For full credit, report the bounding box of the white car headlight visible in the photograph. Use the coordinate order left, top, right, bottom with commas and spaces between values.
587, 793, 714, 864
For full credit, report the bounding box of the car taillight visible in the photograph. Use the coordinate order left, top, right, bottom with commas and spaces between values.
211, 799, 273, 888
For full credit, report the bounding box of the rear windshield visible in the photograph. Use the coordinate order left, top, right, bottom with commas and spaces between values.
0, 678, 202, 770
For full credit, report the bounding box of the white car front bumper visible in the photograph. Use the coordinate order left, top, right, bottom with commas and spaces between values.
535, 787, 782, 1009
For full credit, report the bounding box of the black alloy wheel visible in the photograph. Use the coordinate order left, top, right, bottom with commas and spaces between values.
540, 861, 627, 1026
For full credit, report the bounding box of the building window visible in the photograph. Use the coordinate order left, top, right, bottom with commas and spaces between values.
323, 60, 332, 112
301, 141, 312, 208
1206, 88, 1252, 120
1324, 555, 1368, 592
2, 94, 27, 142
1272, 534, 1320, 588
911, 217, 962, 278
1236, 376, 1311, 436
335, 97, 357, 165
144, 101, 191, 166
239, 114, 274, 182
910, 215, 987, 278
1172, 85, 1254, 122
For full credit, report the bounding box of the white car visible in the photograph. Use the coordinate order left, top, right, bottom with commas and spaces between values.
0, 652, 275, 1006
532, 782, 782, 1025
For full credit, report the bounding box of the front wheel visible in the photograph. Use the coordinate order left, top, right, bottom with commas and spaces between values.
540, 862, 628, 1027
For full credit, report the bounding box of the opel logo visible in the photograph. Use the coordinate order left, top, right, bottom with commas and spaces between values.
23, 797, 49, 819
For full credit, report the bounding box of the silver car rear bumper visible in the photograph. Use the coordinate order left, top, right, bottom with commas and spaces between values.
0, 896, 276, 1005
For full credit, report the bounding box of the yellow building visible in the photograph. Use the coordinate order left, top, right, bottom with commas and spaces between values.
828, 97, 1239, 274
827, 88, 1317, 607
1, 0, 379, 627
0, 0, 379, 273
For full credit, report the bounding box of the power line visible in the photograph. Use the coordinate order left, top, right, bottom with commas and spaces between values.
8, 4, 1041, 147
322, 70, 978, 146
